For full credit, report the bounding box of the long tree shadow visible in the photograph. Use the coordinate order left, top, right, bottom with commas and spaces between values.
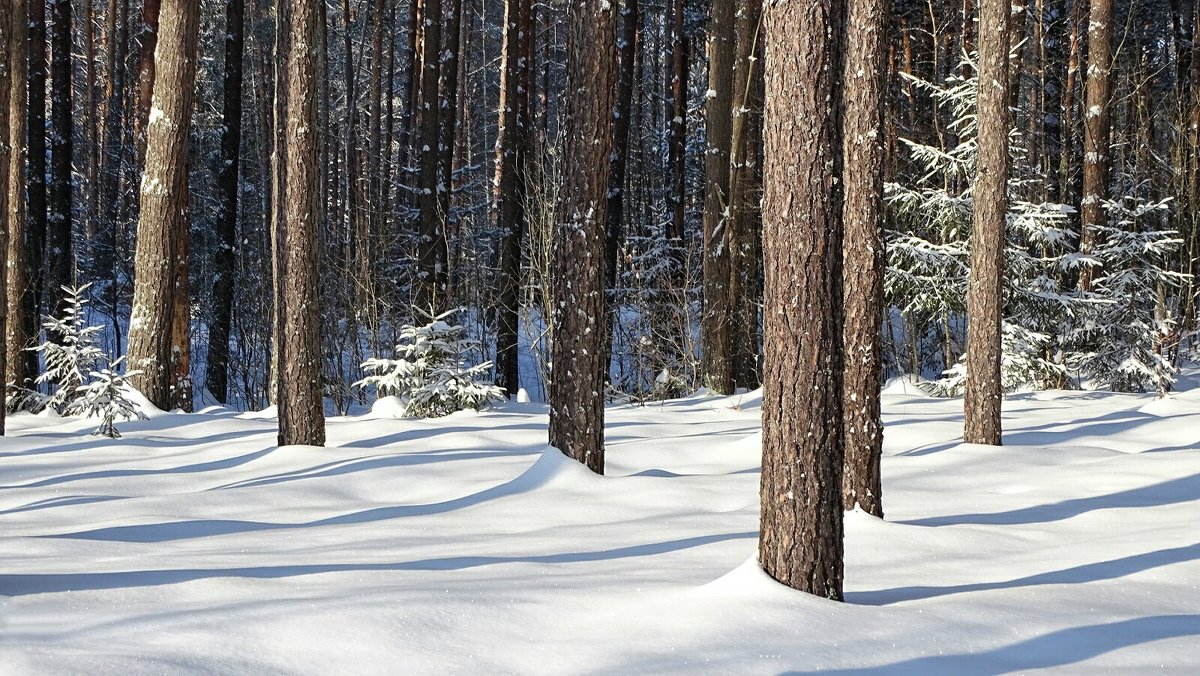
783, 614, 1200, 675
898, 472, 1200, 527
848, 542, 1200, 605
1, 531, 756, 596
0, 494, 125, 516
0, 445, 278, 490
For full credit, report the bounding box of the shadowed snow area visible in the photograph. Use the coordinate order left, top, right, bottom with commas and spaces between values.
1, 384, 1198, 673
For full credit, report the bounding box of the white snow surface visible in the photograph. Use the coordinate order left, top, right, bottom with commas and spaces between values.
2, 383, 1199, 674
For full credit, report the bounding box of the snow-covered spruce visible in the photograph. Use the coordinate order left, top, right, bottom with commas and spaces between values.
66, 358, 149, 438
355, 310, 505, 418
31, 285, 107, 413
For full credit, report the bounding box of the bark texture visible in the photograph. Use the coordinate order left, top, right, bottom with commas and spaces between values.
758, 0, 847, 600
5, 0, 29, 392
278, 0, 326, 447
548, 0, 616, 475
415, 0, 446, 314
963, 0, 1012, 446
1078, 0, 1113, 291
841, 0, 889, 516
0, 0, 12, 432
126, 0, 201, 410
46, 0, 74, 322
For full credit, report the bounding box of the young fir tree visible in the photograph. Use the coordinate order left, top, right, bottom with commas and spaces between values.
33, 286, 106, 413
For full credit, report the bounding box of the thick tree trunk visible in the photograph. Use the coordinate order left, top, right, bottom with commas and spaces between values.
278, 0, 326, 447
963, 0, 1011, 447
134, 0, 162, 156
126, 0, 201, 410
5, 0, 29, 392
701, 0, 735, 395
758, 0, 847, 600
47, 0, 74, 323
841, 0, 888, 516
206, 0, 245, 404
549, 0, 616, 475
494, 0, 532, 395
1078, 0, 1112, 291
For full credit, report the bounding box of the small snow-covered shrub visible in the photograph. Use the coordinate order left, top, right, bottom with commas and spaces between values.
67, 358, 149, 438
355, 311, 505, 418
33, 285, 107, 413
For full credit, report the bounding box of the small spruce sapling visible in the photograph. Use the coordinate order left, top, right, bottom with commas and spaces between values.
355, 310, 505, 417
33, 285, 107, 413
68, 358, 149, 438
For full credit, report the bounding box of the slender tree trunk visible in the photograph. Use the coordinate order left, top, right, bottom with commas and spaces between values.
701, 0, 735, 394
963, 0, 1011, 446
433, 0, 462, 309
279, 0, 326, 447
47, 0, 75, 323
494, 0, 531, 395
206, 0, 245, 404
414, 0, 444, 313
549, 0, 616, 474
126, 0, 201, 410
5, 0, 30, 392
0, 0, 13, 431
269, 0, 290, 405
758, 0, 847, 600
1078, 0, 1112, 291
26, 0, 47, 375
728, 0, 763, 391
666, 0, 686, 246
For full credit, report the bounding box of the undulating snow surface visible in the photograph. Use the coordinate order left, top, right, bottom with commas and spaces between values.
2, 382, 1199, 674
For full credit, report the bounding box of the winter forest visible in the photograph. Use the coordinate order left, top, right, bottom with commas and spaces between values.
2, 0, 1199, 672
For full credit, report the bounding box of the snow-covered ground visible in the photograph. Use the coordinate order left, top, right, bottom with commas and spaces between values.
2, 380, 1199, 674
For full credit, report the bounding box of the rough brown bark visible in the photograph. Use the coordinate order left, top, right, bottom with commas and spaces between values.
126, 0, 201, 410
494, 0, 532, 395
701, 0, 735, 395
46, 0, 74, 324
278, 0, 326, 447
5, 0, 29, 393
434, 0, 463, 309
205, 0, 245, 404
25, 0, 47, 385
841, 0, 889, 516
758, 0, 847, 600
963, 0, 1011, 447
1078, 0, 1112, 291
548, 0, 616, 475
134, 0, 162, 156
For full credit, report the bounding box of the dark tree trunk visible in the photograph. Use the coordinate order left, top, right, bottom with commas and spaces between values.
126, 0, 201, 411
5, 0, 30, 393
758, 0, 846, 600
728, 0, 763, 391
665, 0, 687, 246
840, 0, 889, 516
47, 0, 74, 324
701, 0, 735, 395
494, 0, 532, 396
963, 0, 1012, 446
415, 0, 445, 314
1078, 0, 1112, 291
434, 0, 463, 308
134, 0, 162, 158
206, 0, 245, 404
549, 0, 616, 475
0, 0, 13, 432
26, 0, 47, 378
278, 0, 326, 447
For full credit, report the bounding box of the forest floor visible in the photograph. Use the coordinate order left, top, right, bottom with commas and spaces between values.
2, 377, 1199, 674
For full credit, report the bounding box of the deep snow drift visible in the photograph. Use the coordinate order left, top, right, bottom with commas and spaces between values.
1, 381, 1198, 674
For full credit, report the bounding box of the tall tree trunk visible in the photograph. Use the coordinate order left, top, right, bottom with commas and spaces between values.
26, 0, 47, 376
206, 0, 245, 404
96, 0, 128, 335
1078, 0, 1112, 291
0, 0, 13, 431
279, 0, 326, 447
433, 0, 462, 309
494, 0, 531, 395
126, 0, 201, 410
665, 0, 687, 246
728, 0, 763, 391
963, 0, 1011, 446
758, 0, 847, 600
701, 0, 735, 394
840, 0, 888, 517
47, 0, 75, 323
269, 0, 290, 405
5, 0, 30, 392
414, 0, 444, 314
549, 0, 616, 475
